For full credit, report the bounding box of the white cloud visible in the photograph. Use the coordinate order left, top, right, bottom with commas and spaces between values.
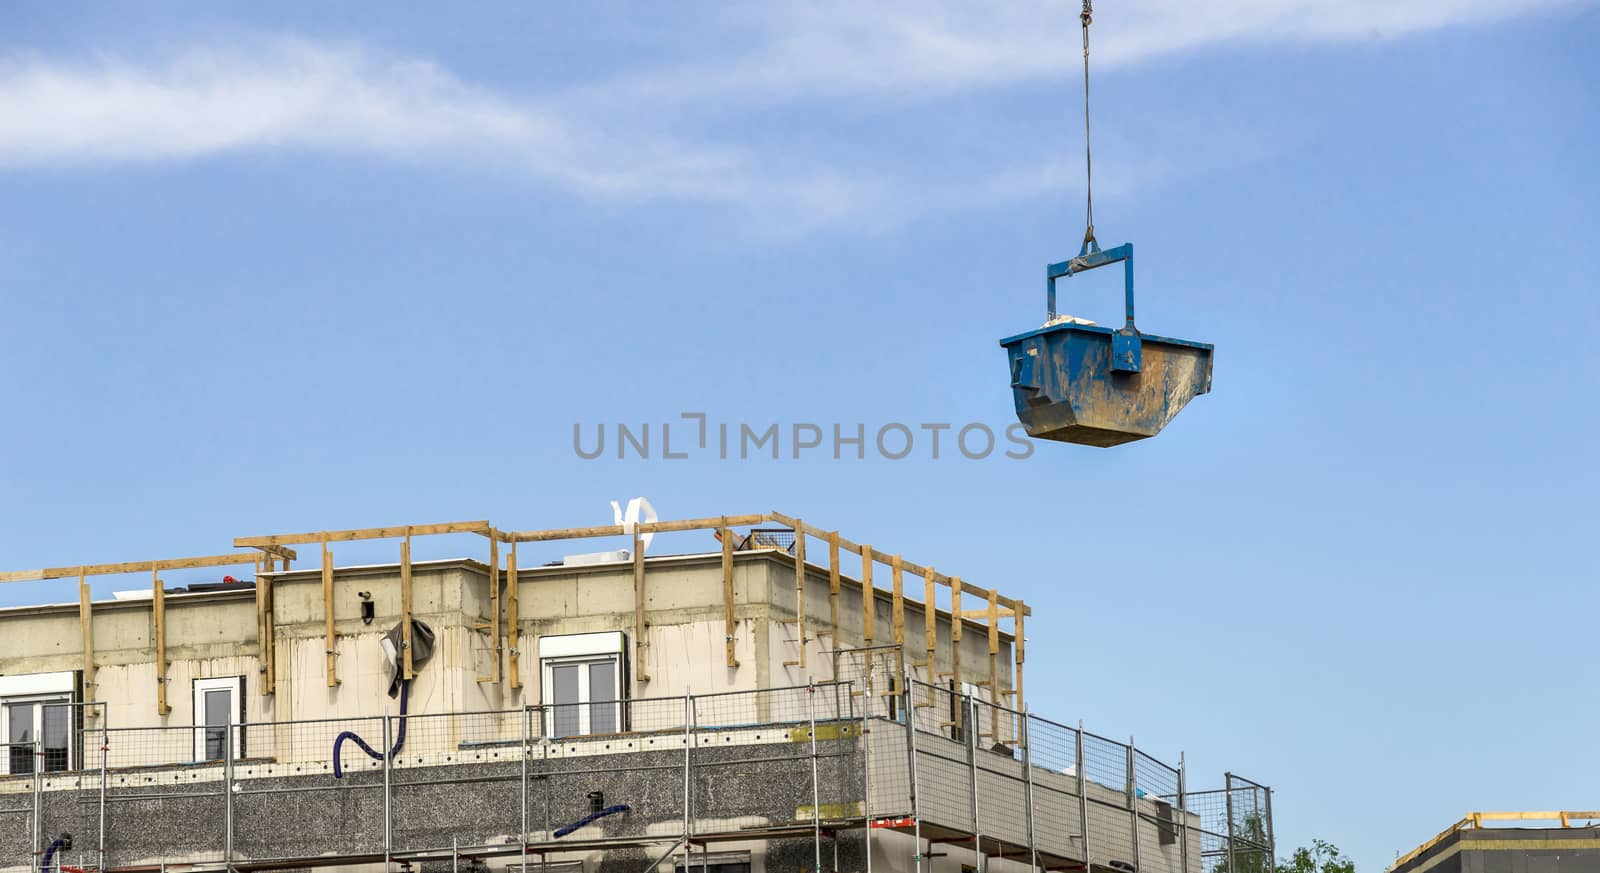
0, 1, 1586, 230
0, 38, 899, 231
581, 0, 1587, 107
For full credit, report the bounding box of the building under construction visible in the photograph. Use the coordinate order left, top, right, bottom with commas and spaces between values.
0, 509, 1273, 873
1390, 812, 1600, 873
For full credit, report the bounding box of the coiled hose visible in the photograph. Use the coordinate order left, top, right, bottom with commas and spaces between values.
331, 678, 409, 779
42, 834, 71, 873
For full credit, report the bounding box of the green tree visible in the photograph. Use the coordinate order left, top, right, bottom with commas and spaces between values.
1213, 810, 1353, 873
1213, 812, 1275, 873
1275, 840, 1355, 873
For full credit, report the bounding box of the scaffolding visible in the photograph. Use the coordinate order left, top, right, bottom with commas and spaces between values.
0, 510, 1031, 720
0, 654, 1271, 873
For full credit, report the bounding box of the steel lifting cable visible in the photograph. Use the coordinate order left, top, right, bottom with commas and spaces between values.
1080, 0, 1097, 251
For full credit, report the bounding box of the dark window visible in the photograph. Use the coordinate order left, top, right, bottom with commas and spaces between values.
588, 661, 617, 735
543, 654, 623, 738
202, 689, 232, 761
5, 698, 74, 775
6, 704, 31, 775
192, 677, 243, 762
41, 704, 69, 772
551, 663, 582, 738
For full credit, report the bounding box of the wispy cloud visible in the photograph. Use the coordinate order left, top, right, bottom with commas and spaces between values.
580, 0, 1586, 107
0, 40, 736, 193
0, 1, 1585, 230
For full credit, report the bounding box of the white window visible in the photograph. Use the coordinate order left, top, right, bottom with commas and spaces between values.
540, 632, 626, 738
0, 672, 79, 776
192, 676, 244, 762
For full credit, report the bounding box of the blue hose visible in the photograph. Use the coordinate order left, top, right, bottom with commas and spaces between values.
332, 678, 409, 779
554, 804, 630, 838
42, 835, 70, 873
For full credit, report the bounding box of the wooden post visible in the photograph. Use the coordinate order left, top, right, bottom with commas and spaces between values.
508, 540, 522, 689
891, 555, 905, 696
987, 589, 1000, 742
790, 524, 807, 668
923, 566, 937, 682
891, 555, 906, 646
633, 529, 650, 683
78, 569, 95, 708
861, 545, 875, 645
827, 532, 841, 647
949, 576, 962, 686
153, 565, 170, 716
254, 556, 267, 691
401, 532, 415, 681
480, 534, 501, 684
1013, 599, 1026, 715
323, 538, 339, 687
262, 559, 276, 695
721, 523, 738, 668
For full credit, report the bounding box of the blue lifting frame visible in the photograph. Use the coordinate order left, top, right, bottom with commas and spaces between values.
1046, 239, 1141, 373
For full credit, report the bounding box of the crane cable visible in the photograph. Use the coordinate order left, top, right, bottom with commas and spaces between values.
1080, 0, 1097, 252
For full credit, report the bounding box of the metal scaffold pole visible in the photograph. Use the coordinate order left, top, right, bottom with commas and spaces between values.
683, 691, 694, 873
1225, 772, 1238, 873
383, 715, 393, 873
1128, 739, 1142, 873
1264, 785, 1277, 866
968, 696, 983, 873
224, 722, 235, 864
902, 664, 924, 873
863, 670, 873, 873
31, 741, 40, 873
1077, 722, 1090, 869
99, 718, 108, 873
521, 704, 531, 872
1178, 754, 1191, 873
808, 680, 822, 873
1022, 710, 1039, 873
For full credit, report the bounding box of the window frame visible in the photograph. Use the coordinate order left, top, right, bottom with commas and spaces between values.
192, 676, 245, 762
541, 654, 623, 737
538, 631, 628, 739
2, 694, 75, 775
0, 671, 80, 776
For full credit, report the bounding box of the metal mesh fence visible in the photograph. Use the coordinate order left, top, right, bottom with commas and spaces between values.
1135, 749, 1180, 801
1024, 715, 1085, 862
969, 696, 1029, 848
0, 680, 1268, 873
739, 528, 796, 552
1185, 776, 1273, 873
831, 647, 911, 822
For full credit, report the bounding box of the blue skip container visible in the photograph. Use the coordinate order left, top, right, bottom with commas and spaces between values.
1000, 242, 1213, 447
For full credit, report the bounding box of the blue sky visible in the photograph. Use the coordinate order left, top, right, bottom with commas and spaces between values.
2, 2, 1597, 868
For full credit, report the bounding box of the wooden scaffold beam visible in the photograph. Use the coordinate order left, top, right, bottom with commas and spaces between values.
78, 570, 94, 712
323, 537, 338, 687
721, 521, 738, 669
507, 541, 522, 689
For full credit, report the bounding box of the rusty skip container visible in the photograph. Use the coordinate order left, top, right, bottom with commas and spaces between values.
1000, 242, 1213, 447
